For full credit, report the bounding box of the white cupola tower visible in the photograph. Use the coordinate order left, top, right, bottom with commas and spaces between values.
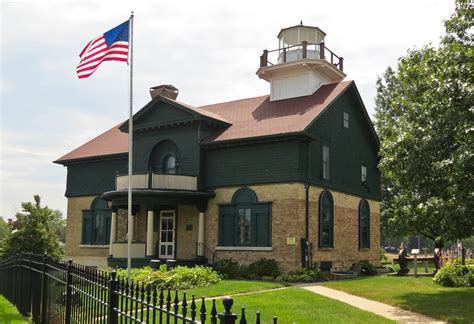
256, 23, 346, 101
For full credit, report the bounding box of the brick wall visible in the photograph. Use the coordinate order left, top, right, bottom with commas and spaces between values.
176, 206, 199, 260
205, 183, 380, 273
65, 196, 109, 259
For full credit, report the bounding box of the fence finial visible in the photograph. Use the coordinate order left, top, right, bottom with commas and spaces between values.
223, 296, 233, 313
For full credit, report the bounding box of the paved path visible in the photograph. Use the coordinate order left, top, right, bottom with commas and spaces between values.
298, 284, 447, 323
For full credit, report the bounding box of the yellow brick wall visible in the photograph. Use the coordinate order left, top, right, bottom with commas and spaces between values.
205, 183, 380, 272
65, 196, 110, 259
176, 206, 199, 260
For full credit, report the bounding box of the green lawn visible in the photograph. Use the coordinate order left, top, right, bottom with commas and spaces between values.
184, 279, 285, 298
198, 288, 394, 323
324, 275, 474, 323
0, 295, 30, 323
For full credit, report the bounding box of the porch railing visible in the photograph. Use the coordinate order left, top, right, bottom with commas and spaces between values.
196, 243, 215, 265
0, 253, 278, 323
116, 172, 198, 191
260, 41, 344, 72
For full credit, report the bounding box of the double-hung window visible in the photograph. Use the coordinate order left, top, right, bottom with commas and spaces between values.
343, 112, 349, 129
361, 164, 367, 183
322, 145, 330, 180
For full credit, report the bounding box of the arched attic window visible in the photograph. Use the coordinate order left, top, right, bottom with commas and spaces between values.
148, 140, 180, 174
218, 188, 271, 247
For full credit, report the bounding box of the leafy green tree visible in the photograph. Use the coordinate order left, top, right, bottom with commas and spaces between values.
375, 0, 473, 244
0, 217, 10, 241
1, 195, 64, 259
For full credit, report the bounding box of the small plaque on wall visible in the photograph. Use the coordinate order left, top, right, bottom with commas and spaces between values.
185, 224, 193, 231
287, 237, 296, 245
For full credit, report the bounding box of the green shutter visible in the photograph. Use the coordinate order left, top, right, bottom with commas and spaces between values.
253, 203, 271, 247
82, 210, 93, 244
219, 205, 235, 246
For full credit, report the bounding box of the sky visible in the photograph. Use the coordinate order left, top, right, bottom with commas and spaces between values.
0, 0, 455, 219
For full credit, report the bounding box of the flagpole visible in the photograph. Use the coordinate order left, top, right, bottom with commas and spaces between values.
127, 11, 134, 284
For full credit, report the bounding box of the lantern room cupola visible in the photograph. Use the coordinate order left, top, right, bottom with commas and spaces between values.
257, 23, 346, 101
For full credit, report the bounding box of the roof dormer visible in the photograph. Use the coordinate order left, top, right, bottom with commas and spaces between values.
257, 22, 346, 101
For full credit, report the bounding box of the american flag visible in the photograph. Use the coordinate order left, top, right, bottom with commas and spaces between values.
76, 21, 129, 79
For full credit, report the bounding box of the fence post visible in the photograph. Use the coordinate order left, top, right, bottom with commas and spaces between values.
218, 297, 237, 324
108, 271, 119, 324
65, 259, 73, 324
41, 254, 47, 324
28, 253, 33, 317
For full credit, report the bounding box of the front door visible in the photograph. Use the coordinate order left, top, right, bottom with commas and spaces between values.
159, 210, 175, 259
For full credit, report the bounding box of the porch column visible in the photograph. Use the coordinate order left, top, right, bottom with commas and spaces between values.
109, 210, 117, 256
146, 210, 154, 257
197, 211, 205, 257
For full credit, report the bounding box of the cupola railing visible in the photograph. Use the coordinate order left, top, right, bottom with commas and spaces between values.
260, 41, 343, 72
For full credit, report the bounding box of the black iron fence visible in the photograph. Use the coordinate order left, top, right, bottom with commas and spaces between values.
0, 253, 277, 324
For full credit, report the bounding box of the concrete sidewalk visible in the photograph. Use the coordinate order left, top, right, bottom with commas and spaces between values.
298, 284, 446, 323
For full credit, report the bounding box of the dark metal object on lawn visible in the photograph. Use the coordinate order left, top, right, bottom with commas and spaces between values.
397, 246, 410, 275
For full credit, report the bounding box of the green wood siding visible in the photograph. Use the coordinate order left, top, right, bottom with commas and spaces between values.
133, 123, 201, 176
205, 140, 307, 187
134, 101, 192, 130
65, 158, 127, 197
305, 86, 381, 200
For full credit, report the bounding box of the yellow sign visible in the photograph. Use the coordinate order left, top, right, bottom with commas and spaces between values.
287, 237, 296, 245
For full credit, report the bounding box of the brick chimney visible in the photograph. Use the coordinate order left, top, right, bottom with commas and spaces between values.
149, 85, 179, 100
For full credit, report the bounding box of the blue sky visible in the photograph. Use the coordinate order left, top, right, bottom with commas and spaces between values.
0, 0, 454, 218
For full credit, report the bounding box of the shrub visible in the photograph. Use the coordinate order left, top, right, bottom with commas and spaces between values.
433, 259, 474, 287
359, 261, 378, 276
212, 258, 241, 279
246, 259, 280, 279
115, 265, 220, 290
275, 268, 326, 283
384, 264, 400, 273
379, 248, 388, 262
164, 266, 220, 289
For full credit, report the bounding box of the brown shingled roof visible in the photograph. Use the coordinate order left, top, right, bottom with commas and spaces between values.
200, 81, 352, 142
55, 81, 352, 163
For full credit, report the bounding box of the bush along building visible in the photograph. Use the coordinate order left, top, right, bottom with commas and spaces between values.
55, 24, 381, 272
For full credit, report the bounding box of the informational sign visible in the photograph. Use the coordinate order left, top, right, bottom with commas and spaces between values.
411, 249, 420, 255
287, 237, 296, 245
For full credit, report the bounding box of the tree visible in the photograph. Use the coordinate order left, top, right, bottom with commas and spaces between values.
1, 195, 64, 259
375, 0, 473, 245
0, 217, 11, 254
